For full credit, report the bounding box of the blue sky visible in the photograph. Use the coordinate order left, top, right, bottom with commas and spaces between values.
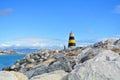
0, 0, 120, 48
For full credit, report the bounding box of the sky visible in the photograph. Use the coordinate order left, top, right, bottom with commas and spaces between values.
0, 0, 120, 48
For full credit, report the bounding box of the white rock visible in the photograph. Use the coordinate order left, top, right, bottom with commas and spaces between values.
11, 71, 28, 80
26, 54, 30, 60
104, 38, 118, 45
92, 50, 120, 62
114, 39, 120, 46
0, 71, 28, 80
68, 50, 120, 80
11, 65, 16, 69
77, 48, 98, 62
28, 59, 35, 63
0, 71, 18, 80
30, 70, 68, 80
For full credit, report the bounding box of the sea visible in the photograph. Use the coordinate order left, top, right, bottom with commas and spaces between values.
0, 54, 26, 70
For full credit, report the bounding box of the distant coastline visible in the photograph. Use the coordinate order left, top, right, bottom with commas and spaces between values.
0, 50, 20, 55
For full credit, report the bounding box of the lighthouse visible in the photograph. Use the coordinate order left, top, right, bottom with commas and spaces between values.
68, 32, 76, 48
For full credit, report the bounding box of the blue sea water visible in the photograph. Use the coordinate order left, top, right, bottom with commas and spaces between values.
0, 54, 26, 70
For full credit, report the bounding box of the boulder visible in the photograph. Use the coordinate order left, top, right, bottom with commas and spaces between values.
110, 47, 120, 53
105, 38, 118, 45
68, 50, 120, 80
0, 71, 28, 80
24, 66, 48, 78
28, 59, 35, 63
0, 71, 18, 80
43, 58, 55, 66
11, 71, 28, 80
66, 48, 81, 58
30, 70, 68, 80
24, 60, 72, 78
114, 39, 120, 46
26, 64, 34, 70
77, 48, 99, 63
25, 54, 31, 60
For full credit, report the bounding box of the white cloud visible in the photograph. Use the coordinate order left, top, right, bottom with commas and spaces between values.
77, 37, 119, 47
0, 44, 11, 47
2, 37, 118, 49
76, 39, 96, 47
0, 37, 65, 49
96, 38, 119, 41
113, 5, 120, 14
0, 8, 13, 16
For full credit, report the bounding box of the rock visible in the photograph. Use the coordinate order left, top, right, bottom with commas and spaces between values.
80, 53, 95, 63
24, 66, 48, 78
33, 55, 40, 60
55, 53, 66, 59
21, 64, 25, 68
66, 52, 76, 57
24, 60, 72, 78
114, 39, 120, 46
73, 48, 81, 54
2, 67, 11, 71
26, 64, 34, 70
25, 54, 31, 60
43, 58, 55, 66
111, 47, 120, 53
30, 54, 34, 58
41, 55, 45, 59
48, 59, 72, 72
53, 50, 59, 55
16, 60, 20, 63
30, 70, 68, 80
77, 48, 98, 63
93, 41, 104, 48
38, 59, 43, 63
66, 48, 81, 57
27, 59, 35, 63
68, 50, 120, 80
0, 71, 28, 80
44, 52, 50, 57
10, 71, 28, 80
18, 59, 26, 65
78, 48, 120, 63
80, 47, 92, 55
15, 62, 20, 66
92, 50, 120, 62
93, 39, 120, 53
10, 65, 16, 69
0, 71, 18, 80
105, 38, 118, 45
43, 56, 47, 60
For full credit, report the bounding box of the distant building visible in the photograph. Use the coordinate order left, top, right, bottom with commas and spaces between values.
63, 45, 66, 50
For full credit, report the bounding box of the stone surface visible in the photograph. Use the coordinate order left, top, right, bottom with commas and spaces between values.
0, 71, 18, 80
30, 70, 68, 80
43, 58, 55, 66
68, 50, 120, 80
0, 71, 28, 80
11, 71, 28, 80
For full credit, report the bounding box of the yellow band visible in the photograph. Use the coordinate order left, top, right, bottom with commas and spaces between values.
69, 39, 75, 43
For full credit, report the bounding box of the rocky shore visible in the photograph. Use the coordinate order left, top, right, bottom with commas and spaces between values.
0, 50, 20, 55
1, 38, 120, 80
